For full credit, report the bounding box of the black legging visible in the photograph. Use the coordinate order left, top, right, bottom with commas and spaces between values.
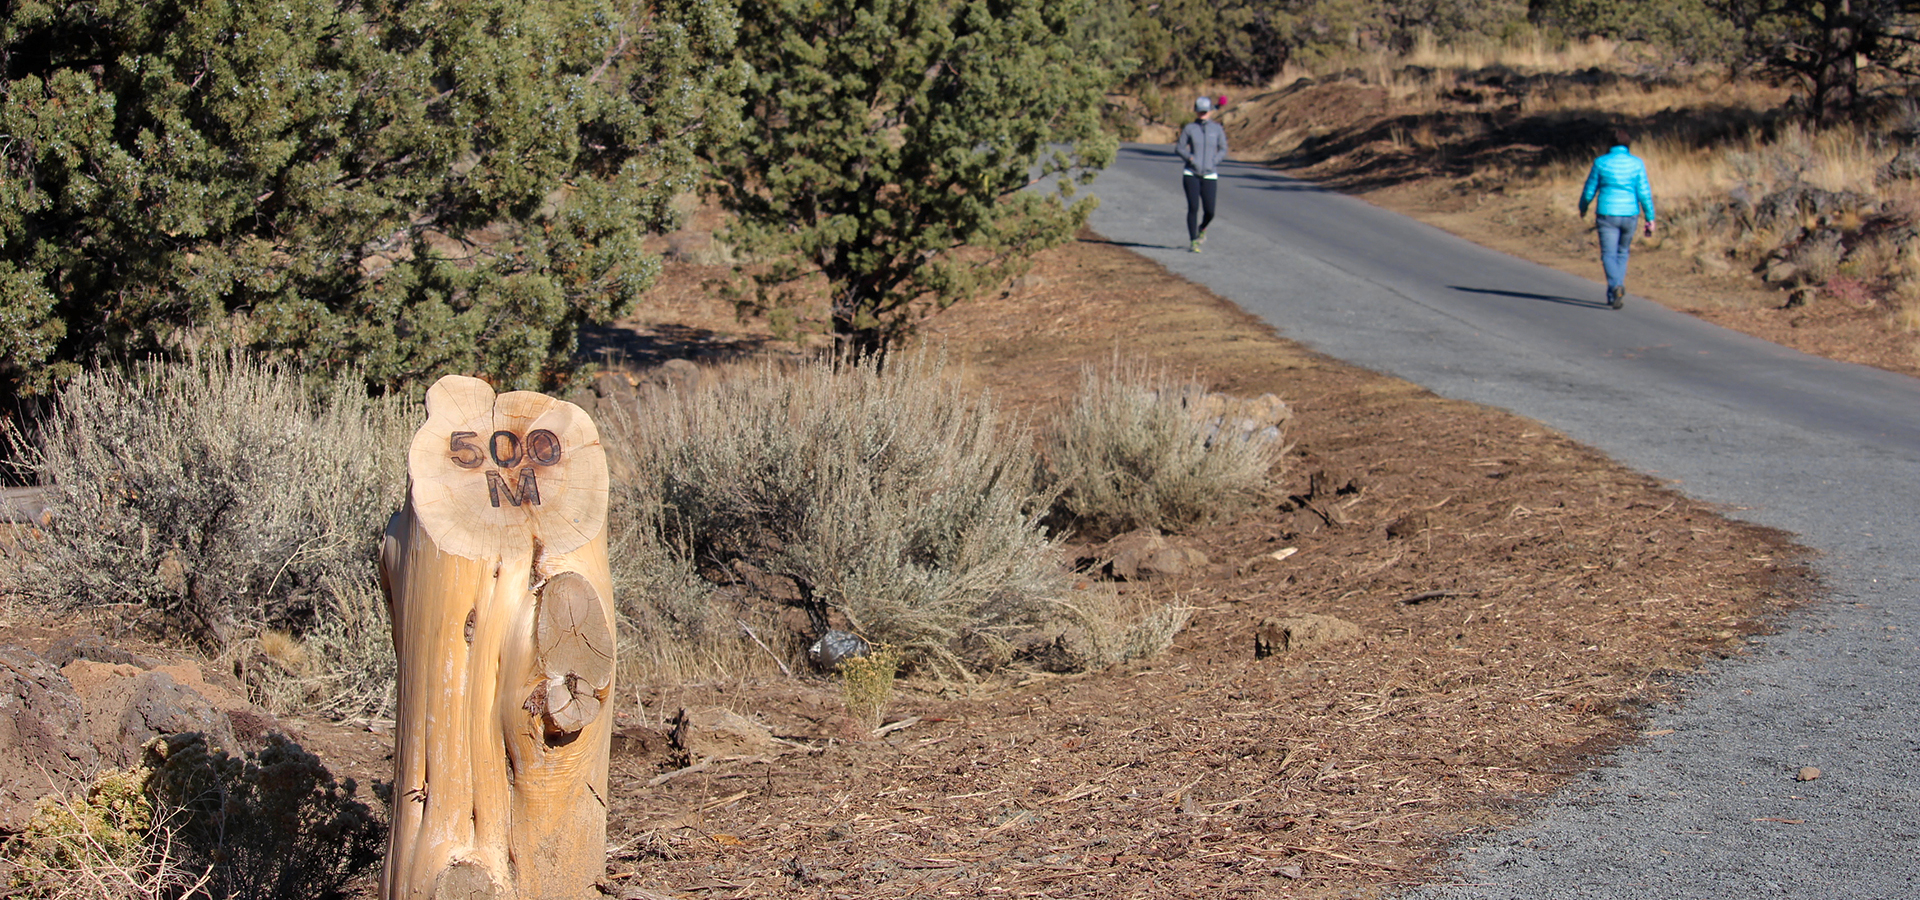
1183, 174, 1217, 241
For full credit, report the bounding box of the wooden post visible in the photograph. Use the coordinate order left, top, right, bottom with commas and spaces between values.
380, 375, 616, 900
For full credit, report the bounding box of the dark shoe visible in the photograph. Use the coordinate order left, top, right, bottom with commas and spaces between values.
1608, 286, 1624, 309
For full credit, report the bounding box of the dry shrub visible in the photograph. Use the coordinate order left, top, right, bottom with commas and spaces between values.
1891, 276, 1920, 332
1043, 361, 1283, 538
1790, 233, 1846, 284
4, 353, 411, 720
838, 645, 903, 731
1419, 31, 1618, 72
2, 731, 378, 900
234, 576, 397, 723
603, 349, 1074, 678
1048, 586, 1195, 669
2, 769, 212, 900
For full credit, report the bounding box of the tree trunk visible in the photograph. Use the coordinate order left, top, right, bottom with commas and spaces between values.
380, 375, 617, 900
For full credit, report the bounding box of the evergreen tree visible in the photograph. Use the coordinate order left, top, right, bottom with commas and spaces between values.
714, 0, 1118, 353
0, 0, 741, 397
1707, 0, 1920, 124
1531, 0, 1742, 63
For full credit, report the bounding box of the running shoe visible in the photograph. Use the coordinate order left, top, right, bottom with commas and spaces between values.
1190, 239, 1202, 253
1608, 286, 1624, 309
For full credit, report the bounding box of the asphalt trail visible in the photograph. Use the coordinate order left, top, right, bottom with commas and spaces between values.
1089, 144, 1920, 898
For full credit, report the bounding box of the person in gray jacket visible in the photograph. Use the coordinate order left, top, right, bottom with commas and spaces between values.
1177, 96, 1229, 252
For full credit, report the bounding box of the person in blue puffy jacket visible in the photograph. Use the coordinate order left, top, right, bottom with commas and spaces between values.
1578, 129, 1657, 309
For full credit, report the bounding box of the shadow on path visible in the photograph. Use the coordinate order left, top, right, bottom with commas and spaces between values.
1448, 284, 1607, 310
1080, 236, 1185, 251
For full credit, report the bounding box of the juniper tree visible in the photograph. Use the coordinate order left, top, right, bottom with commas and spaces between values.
0, 0, 741, 398
1708, 0, 1920, 124
713, 0, 1118, 354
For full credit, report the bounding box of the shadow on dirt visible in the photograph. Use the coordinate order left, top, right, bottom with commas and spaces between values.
577, 321, 770, 370
1250, 66, 1779, 194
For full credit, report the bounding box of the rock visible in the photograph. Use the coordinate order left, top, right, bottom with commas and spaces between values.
1100, 530, 1211, 581
807, 630, 870, 673
0, 646, 99, 832
62, 660, 264, 767
44, 633, 160, 669
670, 706, 776, 760
1692, 251, 1734, 274
1877, 149, 1920, 185
1385, 511, 1430, 539
1160, 388, 1292, 448
1010, 632, 1086, 674
1764, 260, 1799, 284
1796, 766, 1821, 782
1254, 614, 1361, 658
611, 726, 674, 762
0, 486, 52, 526
655, 358, 703, 389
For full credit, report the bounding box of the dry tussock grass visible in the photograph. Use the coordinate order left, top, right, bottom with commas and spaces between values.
599, 350, 1216, 690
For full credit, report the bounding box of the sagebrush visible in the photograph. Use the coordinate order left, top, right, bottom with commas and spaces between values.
144, 732, 383, 900
603, 350, 1078, 677
1043, 361, 1284, 537
3, 353, 409, 718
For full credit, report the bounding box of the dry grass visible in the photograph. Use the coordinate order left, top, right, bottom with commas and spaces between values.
1043, 360, 1284, 538
604, 350, 1076, 680
2, 352, 411, 721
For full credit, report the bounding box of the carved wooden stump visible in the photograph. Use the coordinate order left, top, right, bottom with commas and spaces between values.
380, 375, 616, 900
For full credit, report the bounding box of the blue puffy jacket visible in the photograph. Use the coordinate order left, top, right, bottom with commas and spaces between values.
1579, 146, 1655, 220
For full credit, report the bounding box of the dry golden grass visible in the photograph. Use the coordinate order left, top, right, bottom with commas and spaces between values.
1402, 31, 1620, 72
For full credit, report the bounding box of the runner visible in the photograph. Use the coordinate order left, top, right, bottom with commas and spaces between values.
1177, 96, 1229, 253
1577, 129, 1657, 309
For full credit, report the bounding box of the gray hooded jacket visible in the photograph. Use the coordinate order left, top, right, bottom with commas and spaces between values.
1178, 119, 1229, 177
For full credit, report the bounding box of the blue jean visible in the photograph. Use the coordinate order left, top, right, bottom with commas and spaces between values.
1595, 215, 1638, 290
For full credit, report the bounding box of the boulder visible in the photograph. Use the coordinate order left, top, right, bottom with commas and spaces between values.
1100, 530, 1211, 581
1254, 614, 1362, 658
61, 660, 265, 767
1158, 387, 1293, 447
0, 646, 99, 831
670, 707, 776, 761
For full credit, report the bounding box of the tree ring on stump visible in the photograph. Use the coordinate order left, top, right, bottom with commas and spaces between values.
406, 375, 609, 559
533, 571, 615, 739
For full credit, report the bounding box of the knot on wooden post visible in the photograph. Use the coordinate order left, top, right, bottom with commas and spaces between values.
531, 571, 615, 743
381, 376, 616, 900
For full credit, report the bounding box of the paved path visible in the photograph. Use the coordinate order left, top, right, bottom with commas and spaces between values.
1089, 144, 1920, 898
